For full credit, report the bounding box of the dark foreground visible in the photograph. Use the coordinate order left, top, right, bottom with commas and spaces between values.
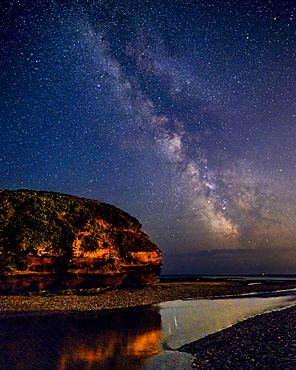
178, 305, 296, 369
1, 279, 295, 369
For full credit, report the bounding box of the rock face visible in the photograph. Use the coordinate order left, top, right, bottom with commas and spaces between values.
0, 189, 162, 293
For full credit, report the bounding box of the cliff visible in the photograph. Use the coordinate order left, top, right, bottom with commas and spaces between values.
0, 189, 162, 293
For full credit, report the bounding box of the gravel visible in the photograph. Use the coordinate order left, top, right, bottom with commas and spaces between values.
178, 305, 296, 369
1, 281, 295, 368
1, 281, 295, 315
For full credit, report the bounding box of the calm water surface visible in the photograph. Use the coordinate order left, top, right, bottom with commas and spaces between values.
0, 289, 295, 370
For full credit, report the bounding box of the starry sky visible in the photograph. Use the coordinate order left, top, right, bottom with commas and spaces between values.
1, 0, 296, 275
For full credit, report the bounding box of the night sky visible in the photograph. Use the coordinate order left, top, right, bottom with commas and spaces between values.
1, 0, 296, 275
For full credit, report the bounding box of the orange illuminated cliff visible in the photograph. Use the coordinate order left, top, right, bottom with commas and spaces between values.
0, 189, 162, 293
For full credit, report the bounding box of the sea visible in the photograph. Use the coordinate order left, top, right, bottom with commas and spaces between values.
1, 274, 295, 370
158, 273, 296, 281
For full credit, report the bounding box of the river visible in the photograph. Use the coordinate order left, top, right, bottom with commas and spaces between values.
0, 288, 295, 370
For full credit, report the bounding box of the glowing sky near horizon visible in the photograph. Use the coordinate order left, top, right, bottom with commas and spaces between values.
1, 0, 296, 274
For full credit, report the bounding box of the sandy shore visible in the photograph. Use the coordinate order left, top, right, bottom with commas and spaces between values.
178, 305, 296, 369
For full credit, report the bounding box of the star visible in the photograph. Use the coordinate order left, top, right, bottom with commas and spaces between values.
1, 0, 296, 274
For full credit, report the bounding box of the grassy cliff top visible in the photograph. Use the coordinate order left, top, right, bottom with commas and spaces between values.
0, 189, 149, 274
0, 189, 142, 231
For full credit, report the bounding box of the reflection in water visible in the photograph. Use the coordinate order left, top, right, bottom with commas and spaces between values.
58, 324, 161, 369
0, 307, 161, 370
158, 288, 296, 349
1, 289, 296, 370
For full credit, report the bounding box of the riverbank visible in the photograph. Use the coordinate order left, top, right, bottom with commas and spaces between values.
1, 279, 295, 315
178, 305, 296, 369
1, 280, 295, 369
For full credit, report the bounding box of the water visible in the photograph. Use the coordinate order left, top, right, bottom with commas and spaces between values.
159, 273, 296, 281
157, 288, 296, 349
0, 307, 161, 370
0, 288, 296, 370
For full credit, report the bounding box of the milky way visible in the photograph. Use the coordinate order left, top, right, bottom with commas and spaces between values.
1, 0, 296, 274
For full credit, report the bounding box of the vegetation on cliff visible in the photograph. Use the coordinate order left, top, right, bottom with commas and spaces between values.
0, 189, 161, 291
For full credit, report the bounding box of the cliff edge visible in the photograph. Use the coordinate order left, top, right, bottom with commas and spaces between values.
0, 189, 162, 293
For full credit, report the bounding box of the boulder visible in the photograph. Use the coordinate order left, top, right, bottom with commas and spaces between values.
0, 189, 162, 293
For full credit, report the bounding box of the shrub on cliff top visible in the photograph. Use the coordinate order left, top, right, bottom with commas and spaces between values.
0, 189, 143, 273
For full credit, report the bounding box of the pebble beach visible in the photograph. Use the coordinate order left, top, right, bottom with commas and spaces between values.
178, 305, 296, 369
1, 280, 295, 314
1, 280, 295, 369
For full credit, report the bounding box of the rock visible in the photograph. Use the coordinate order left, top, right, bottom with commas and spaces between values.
0, 189, 162, 293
